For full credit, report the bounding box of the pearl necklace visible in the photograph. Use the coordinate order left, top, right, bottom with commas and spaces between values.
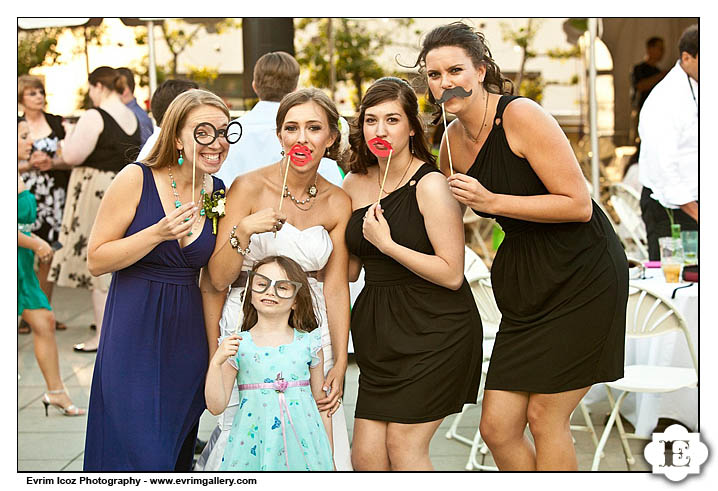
168, 165, 208, 237
281, 168, 319, 211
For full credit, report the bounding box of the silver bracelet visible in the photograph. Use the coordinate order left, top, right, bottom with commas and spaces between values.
229, 225, 250, 256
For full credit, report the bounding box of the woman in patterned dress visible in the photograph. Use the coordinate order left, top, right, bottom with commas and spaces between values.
17, 75, 70, 331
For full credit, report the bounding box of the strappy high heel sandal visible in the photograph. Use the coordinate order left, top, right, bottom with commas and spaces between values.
41, 389, 86, 417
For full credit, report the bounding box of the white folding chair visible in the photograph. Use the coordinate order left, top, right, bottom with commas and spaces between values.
591, 282, 698, 470
444, 249, 499, 470
463, 209, 494, 261
609, 183, 648, 260
463, 246, 500, 345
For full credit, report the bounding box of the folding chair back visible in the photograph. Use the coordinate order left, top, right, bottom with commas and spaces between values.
626, 283, 697, 372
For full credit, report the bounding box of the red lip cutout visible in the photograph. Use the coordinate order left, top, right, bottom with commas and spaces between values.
288, 144, 312, 166
367, 137, 393, 158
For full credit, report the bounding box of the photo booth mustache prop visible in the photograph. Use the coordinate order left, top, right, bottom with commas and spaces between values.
437, 87, 473, 175
436, 86, 473, 105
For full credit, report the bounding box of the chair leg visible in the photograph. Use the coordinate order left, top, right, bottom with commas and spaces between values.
466, 424, 483, 470
591, 390, 628, 471
445, 404, 475, 446
606, 386, 635, 465
579, 400, 604, 458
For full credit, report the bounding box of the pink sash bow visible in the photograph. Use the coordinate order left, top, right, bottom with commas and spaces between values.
238, 373, 311, 470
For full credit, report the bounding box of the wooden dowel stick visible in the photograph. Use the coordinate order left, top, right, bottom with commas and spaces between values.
442, 103, 454, 176
192, 140, 197, 205
234, 275, 250, 335
376, 149, 393, 205
275, 154, 290, 238
278, 154, 289, 211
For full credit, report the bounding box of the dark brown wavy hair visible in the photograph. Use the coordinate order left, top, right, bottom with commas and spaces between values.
411, 22, 514, 125
349, 77, 436, 174
241, 256, 319, 333
88, 66, 127, 95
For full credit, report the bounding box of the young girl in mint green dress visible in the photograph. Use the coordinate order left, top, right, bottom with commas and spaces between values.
205, 256, 334, 471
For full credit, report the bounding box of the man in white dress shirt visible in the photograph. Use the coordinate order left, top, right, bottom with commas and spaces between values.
214, 51, 344, 187
638, 24, 698, 260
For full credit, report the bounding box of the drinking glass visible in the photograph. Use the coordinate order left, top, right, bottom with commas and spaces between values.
659, 237, 684, 283
681, 230, 698, 266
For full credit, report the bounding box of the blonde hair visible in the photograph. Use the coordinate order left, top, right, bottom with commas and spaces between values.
18, 75, 45, 104
142, 89, 230, 168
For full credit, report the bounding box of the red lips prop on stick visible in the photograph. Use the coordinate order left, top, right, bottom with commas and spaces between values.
367, 137, 393, 158
287, 144, 312, 167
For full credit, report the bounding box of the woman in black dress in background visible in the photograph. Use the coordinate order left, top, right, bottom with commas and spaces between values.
417, 22, 628, 470
343, 77, 483, 471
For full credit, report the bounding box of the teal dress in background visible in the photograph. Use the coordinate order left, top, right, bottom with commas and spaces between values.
18, 190, 51, 315
219, 329, 334, 471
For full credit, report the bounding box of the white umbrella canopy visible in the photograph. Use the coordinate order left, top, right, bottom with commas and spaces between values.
17, 18, 103, 29
18, 18, 163, 96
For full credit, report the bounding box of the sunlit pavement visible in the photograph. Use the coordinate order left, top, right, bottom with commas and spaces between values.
18, 286, 651, 472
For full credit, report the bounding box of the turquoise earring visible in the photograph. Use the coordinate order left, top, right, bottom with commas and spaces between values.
178, 149, 184, 166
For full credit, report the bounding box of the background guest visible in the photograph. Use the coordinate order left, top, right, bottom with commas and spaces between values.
631, 37, 667, 111
638, 24, 698, 260
137, 79, 199, 160
18, 117, 85, 418
17, 75, 70, 333
117, 66, 154, 147
48, 66, 140, 353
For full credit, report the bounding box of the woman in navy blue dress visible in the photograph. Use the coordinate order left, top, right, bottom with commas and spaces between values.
83, 90, 235, 471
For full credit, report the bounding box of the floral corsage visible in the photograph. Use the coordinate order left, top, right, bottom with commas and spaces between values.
202, 189, 226, 235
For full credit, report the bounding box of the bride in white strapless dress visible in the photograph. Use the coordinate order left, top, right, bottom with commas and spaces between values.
197, 223, 353, 470
198, 88, 353, 471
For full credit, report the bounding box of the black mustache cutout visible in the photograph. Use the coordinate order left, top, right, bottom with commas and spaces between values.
436, 86, 473, 105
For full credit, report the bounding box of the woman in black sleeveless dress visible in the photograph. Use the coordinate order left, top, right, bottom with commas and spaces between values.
417, 23, 628, 470
343, 77, 483, 471
48, 67, 140, 353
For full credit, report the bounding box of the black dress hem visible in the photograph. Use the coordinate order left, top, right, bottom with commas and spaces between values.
354, 403, 468, 424
484, 374, 623, 395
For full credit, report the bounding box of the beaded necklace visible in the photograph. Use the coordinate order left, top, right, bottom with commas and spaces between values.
168, 165, 208, 237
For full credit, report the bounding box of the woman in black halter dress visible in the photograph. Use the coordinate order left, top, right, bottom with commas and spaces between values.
343, 78, 483, 471
417, 23, 628, 471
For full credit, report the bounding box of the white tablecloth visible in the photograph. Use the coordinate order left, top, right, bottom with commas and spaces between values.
584, 267, 698, 437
